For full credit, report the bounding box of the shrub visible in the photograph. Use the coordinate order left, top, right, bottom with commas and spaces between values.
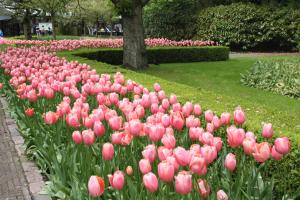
76, 46, 230, 66
194, 3, 300, 51
240, 60, 300, 99
143, 0, 199, 40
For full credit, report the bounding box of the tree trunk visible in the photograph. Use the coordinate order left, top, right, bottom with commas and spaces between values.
23, 9, 32, 40
51, 13, 56, 40
122, 4, 148, 69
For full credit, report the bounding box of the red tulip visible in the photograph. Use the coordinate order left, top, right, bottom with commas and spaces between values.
25, 108, 34, 117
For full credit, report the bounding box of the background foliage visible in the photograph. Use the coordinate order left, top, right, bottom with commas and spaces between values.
241, 59, 300, 99
143, 0, 200, 40
194, 3, 300, 51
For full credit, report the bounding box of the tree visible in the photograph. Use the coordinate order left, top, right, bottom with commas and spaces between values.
110, 0, 150, 69
0, 0, 39, 39
65, 0, 117, 36
31, 0, 72, 39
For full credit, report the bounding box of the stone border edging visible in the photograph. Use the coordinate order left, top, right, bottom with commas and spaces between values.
0, 97, 51, 200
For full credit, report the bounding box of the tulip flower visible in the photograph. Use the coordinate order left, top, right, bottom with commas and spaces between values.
173, 147, 191, 166
274, 137, 291, 155
197, 179, 210, 199
252, 142, 271, 163
224, 153, 236, 172
175, 171, 192, 195
262, 123, 273, 138
72, 131, 83, 144
88, 176, 105, 197
139, 159, 152, 174
189, 154, 207, 176
126, 166, 133, 176
82, 129, 95, 145
158, 161, 174, 182
217, 190, 228, 200
234, 107, 246, 125
143, 172, 158, 192
271, 146, 283, 160
102, 143, 114, 161
108, 170, 125, 190
25, 108, 34, 117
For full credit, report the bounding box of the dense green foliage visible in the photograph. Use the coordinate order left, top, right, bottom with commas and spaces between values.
241, 60, 300, 99
76, 46, 229, 65
143, 0, 200, 40
194, 3, 300, 51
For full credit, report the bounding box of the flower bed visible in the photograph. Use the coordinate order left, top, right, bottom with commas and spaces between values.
1, 38, 217, 51
0, 46, 293, 199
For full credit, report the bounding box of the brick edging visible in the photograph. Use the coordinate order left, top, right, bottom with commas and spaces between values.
0, 97, 51, 200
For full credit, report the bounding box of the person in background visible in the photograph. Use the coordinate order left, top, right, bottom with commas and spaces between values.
0, 29, 4, 37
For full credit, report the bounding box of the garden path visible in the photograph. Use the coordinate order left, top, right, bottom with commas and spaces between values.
0, 100, 31, 200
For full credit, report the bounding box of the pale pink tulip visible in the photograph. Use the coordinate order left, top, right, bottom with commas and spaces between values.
224, 153, 236, 172
158, 161, 174, 182
102, 143, 114, 160
108, 170, 125, 190
143, 172, 158, 192
217, 190, 228, 200
139, 159, 152, 174
175, 171, 192, 195
234, 108, 246, 125
72, 131, 82, 144
88, 176, 105, 197
262, 123, 273, 138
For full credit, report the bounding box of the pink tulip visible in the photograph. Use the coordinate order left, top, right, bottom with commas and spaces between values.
189, 127, 204, 141
197, 179, 210, 199
242, 138, 256, 155
204, 110, 214, 122
82, 129, 95, 145
142, 145, 157, 163
212, 116, 221, 129
128, 119, 142, 136
245, 131, 256, 141
88, 176, 105, 197
224, 153, 236, 172
274, 137, 290, 155
212, 137, 223, 152
158, 161, 174, 182
0, 83, 3, 90
157, 146, 171, 160
201, 145, 217, 164
143, 172, 158, 192
93, 121, 105, 137
189, 154, 207, 176
271, 146, 283, 160
193, 104, 202, 116
234, 108, 246, 125
83, 117, 94, 128
173, 147, 191, 166
220, 112, 231, 125
170, 111, 184, 130
206, 123, 214, 133
161, 114, 170, 127
227, 126, 245, 148
66, 113, 81, 127
166, 156, 180, 172
262, 123, 273, 138
217, 190, 228, 200
108, 170, 125, 190
252, 142, 271, 163
161, 132, 176, 149
109, 116, 122, 131
102, 143, 114, 160
43, 111, 59, 125
175, 171, 192, 195
154, 83, 161, 92
169, 94, 177, 104
72, 131, 82, 144
139, 159, 152, 174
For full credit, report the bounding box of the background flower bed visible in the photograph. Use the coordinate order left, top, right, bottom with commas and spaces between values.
75, 46, 229, 65
241, 60, 300, 99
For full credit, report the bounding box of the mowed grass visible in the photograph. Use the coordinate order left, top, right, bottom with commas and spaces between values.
58, 49, 300, 143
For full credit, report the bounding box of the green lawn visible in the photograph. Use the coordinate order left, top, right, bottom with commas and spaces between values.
58, 49, 300, 143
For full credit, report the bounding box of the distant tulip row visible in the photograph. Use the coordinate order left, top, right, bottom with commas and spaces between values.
0, 37, 217, 51
0, 45, 290, 199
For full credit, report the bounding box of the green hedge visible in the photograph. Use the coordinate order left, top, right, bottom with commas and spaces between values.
194, 3, 300, 51
75, 46, 229, 65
